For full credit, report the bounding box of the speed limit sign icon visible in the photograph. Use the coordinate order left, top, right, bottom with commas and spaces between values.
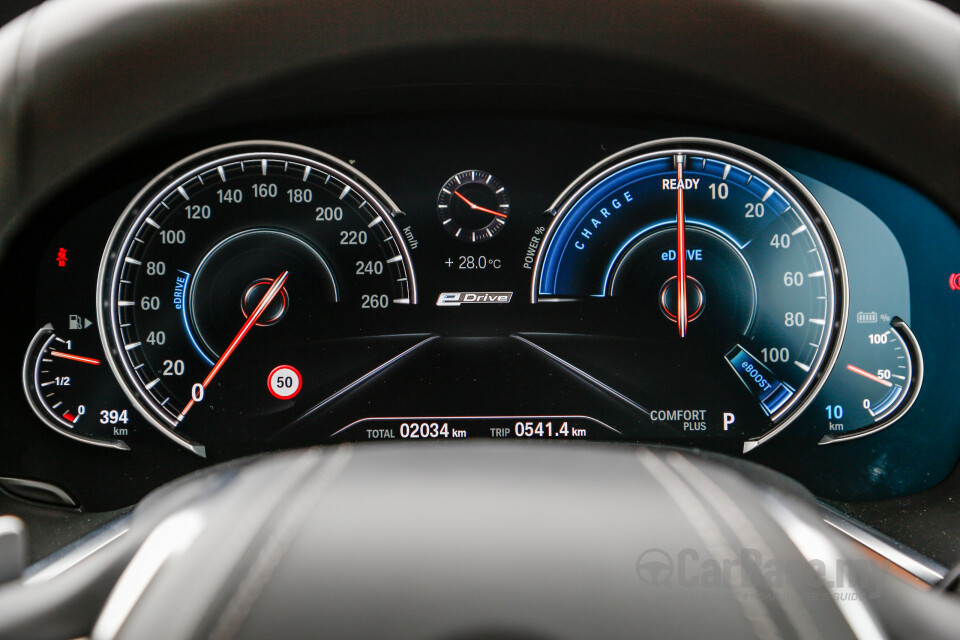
268, 365, 302, 400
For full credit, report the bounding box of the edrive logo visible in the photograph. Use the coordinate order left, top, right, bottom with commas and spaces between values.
436, 291, 513, 307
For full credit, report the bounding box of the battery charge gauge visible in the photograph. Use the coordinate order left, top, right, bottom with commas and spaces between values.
820, 317, 923, 444
437, 170, 510, 242
23, 323, 138, 450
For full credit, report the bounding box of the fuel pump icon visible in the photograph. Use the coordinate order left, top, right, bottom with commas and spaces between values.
69, 315, 93, 330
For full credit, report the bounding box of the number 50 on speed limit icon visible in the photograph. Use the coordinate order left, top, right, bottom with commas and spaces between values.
268, 365, 302, 400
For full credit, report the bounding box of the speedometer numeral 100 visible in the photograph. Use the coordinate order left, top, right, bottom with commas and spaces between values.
160, 230, 186, 244
98, 142, 417, 456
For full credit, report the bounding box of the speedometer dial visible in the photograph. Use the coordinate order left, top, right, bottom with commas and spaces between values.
98, 142, 417, 456
531, 139, 846, 451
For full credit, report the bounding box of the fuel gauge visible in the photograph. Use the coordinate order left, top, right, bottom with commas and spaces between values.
23, 324, 134, 450
819, 317, 922, 444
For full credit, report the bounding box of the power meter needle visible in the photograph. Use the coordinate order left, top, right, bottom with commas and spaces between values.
454, 190, 508, 219
179, 270, 289, 419
676, 156, 688, 338
846, 364, 894, 388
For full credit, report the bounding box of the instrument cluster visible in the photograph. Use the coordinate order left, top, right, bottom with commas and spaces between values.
10, 117, 960, 509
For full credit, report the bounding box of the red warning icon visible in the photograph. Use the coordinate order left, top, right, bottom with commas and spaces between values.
950, 274, 960, 291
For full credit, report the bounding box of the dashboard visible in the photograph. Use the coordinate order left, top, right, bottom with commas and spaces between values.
0, 0, 956, 599
2, 114, 958, 513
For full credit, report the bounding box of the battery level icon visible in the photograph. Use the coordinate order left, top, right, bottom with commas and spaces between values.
856, 311, 878, 324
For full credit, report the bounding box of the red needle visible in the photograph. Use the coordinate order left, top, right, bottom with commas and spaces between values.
846, 364, 894, 388
179, 270, 289, 419
50, 351, 100, 365
676, 157, 688, 338
454, 190, 508, 219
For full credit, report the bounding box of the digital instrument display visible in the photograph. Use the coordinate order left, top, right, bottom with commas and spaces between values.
17, 117, 958, 507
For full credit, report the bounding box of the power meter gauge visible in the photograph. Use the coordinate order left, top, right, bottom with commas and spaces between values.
531, 139, 847, 451
819, 317, 922, 444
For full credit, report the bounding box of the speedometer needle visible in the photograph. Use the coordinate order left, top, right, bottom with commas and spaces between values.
676, 156, 688, 338
454, 190, 508, 219
179, 270, 289, 419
